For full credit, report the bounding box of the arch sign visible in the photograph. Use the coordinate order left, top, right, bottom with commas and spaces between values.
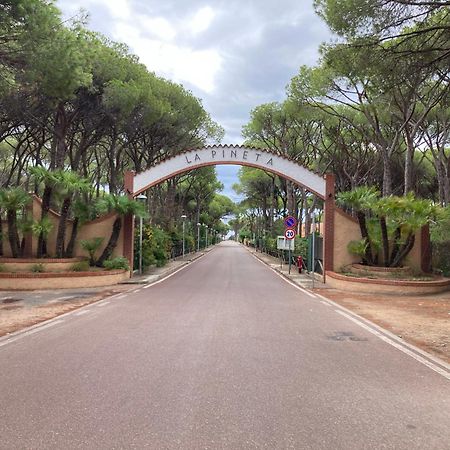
123, 145, 335, 276
131, 145, 326, 198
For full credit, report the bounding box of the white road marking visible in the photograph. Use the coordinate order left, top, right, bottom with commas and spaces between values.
0, 320, 65, 347
320, 301, 331, 306
143, 253, 207, 289
249, 247, 450, 380
335, 310, 450, 380
74, 310, 90, 316
96, 301, 110, 307
249, 252, 317, 298
116, 295, 127, 299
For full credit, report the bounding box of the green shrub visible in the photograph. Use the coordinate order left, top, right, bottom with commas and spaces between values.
347, 239, 368, 258
133, 225, 170, 270
294, 236, 308, 259
30, 263, 45, 273
80, 237, 104, 266
0, 263, 5, 272
103, 257, 130, 271
71, 260, 90, 272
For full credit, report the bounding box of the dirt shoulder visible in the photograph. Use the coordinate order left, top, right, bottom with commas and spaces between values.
0, 285, 134, 337
316, 288, 450, 363
0, 252, 207, 339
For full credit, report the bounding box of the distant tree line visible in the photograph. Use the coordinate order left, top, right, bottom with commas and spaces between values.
0, 0, 233, 264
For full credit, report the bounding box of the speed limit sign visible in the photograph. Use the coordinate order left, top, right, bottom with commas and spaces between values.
284, 228, 296, 240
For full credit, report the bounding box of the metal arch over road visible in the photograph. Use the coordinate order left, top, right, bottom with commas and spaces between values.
123, 144, 336, 275
130, 144, 327, 198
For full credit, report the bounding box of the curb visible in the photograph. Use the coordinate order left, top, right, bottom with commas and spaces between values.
122, 252, 206, 284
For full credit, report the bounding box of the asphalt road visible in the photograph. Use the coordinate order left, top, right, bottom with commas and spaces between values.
0, 241, 449, 449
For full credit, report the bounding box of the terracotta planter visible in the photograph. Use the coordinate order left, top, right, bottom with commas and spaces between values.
0, 257, 86, 273
326, 270, 450, 296
350, 263, 412, 279
0, 269, 130, 290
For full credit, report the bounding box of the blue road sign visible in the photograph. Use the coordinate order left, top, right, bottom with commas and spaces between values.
284, 216, 297, 229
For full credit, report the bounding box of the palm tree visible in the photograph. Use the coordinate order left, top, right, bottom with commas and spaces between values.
96, 195, 147, 267
30, 167, 58, 257
337, 186, 380, 265
338, 188, 439, 267
52, 171, 91, 258
30, 218, 53, 257
0, 188, 31, 258
64, 199, 94, 258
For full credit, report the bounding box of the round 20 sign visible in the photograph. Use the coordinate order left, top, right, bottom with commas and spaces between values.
284, 229, 296, 240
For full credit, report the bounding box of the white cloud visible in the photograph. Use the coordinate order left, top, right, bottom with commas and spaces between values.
92, 0, 132, 19
138, 16, 177, 41
114, 21, 222, 93
189, 6, 215, 34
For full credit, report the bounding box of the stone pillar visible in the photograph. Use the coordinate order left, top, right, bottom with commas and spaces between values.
323, 173, 335, 278
123, 171, 135, 274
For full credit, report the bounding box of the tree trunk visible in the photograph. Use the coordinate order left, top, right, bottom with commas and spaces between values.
0, 217, 3, 257
64, 216, 79, 258
286, 181, 295, 216
356, 211, 374, 265
6, 210, 20, 258
380, 216, 390, 267
382, 152, 393, 196
391, 233, 415, 267
51, 102, 68, 170
389, 227, 402, 266
55, 197, 71, 258
403, 131, 415, 195
96, 217, 122, 266
37, 185, 52, 257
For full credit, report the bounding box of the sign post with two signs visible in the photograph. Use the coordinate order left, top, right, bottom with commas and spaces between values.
284, 216, 297, 274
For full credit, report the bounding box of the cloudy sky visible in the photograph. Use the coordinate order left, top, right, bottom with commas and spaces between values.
57, 0, 331, 200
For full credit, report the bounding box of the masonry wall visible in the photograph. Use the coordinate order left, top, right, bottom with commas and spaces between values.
0, 196, 125, 260
331, 207, 427, 273
333, 208, 361, 271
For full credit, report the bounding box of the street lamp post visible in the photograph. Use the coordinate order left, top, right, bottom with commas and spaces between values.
136, 194, 147, 275
181, 214, 187, 259
197, 222, 201, 252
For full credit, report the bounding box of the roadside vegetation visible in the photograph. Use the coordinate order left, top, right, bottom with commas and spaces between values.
0, 0, 232, 271
233, 0, 450, 273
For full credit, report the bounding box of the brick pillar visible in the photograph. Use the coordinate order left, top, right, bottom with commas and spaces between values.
123, 171, 135, 274
421, 224, 432, 273
323, 173, 335, 279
